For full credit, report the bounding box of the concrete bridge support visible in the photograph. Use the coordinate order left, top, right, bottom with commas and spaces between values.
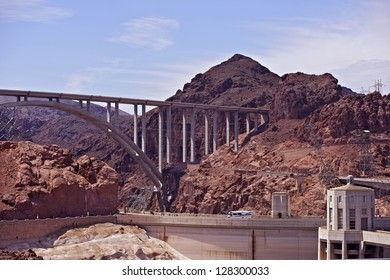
205, 112, 210, 155
166, 106, 172, 164
234, 111, 239, 152
182, 109, 187, 163
225, 112, 230, 146
133, 105, 138, 146
158, 107, 163, 173
141, 105, 146, 153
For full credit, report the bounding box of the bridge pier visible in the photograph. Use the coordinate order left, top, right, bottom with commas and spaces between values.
114, 102, 119, 122
225, 112, 230, 146
190, 108, 195, 163
182, 109, 187, 163
234, 111, 239, 152
141, 104, 146, 152
106, 102, 111, 123
205, 112, 209, 155
166, 106, 172, 164
133, 105, 138, 146
246, 113, 250, 134
158, 107, 163, 173
213, 110, 218, 152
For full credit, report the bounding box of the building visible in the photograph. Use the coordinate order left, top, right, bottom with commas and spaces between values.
271, 192, 290, 218
318, 176, 390, 259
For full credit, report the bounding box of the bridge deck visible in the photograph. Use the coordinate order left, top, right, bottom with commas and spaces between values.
0, 88, 268, 113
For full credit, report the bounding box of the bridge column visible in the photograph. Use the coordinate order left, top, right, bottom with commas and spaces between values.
158, 107, 163, 173
114, 102, 119, 122
133, 105, 138, 146
213, 110, 218, 152
234, 111, 239, 152
17, 96, 21, 102
182, 109, 187, 162
166, 106, 172, 164
225, 112, 230, 146
190, 108, 195, 163
246, 113, 250, 134
106, 102, 112, 123
86, 100, 91, 112
141, 104, 146, 152
205, 111, 209, 155
254, 113, 259, 132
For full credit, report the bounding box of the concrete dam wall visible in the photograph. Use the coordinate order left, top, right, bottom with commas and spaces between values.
117, 213, 326, 260
0, 213, 331, 259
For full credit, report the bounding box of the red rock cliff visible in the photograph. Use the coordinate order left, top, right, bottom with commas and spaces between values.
0, 141, 118, 220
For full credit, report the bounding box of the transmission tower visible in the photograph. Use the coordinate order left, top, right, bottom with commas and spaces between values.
306, 123, 335, 182
370, 79, 385, 94
355, 130, 375, 176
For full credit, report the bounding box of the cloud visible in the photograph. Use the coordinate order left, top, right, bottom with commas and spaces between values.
109, 17, 179, 50
0, 0, 73, 23
245, 0, 390, 91
65, 59, 128, 92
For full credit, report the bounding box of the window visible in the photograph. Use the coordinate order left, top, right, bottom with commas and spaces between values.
362, 208, 367, 215
349, 209, 356, 230
337, 208, 343, 229
363, 196, 366, 203
338, 196, 342, 203
329, 208, 333, 223
329, 195, 332, 203
361, 218, 368, 231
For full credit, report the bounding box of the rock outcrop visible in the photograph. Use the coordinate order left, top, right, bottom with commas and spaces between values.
0, 141, 118, 220
0, 249, 43, 260
296, 92, 390, 141
31, 223, 188, 260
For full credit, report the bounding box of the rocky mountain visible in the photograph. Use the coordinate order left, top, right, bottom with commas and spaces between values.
0, 141, 118, 220
1, 54, 389, 217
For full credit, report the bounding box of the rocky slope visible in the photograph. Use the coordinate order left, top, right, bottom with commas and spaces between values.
0, 141, 118, 220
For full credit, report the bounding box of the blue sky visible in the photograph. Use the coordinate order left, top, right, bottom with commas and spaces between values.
1, 0, 389, 101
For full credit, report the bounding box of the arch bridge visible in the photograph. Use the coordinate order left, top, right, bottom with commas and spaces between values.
0, 89, 269, 209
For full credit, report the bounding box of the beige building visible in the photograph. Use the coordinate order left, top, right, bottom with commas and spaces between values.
318, 176, 390, 259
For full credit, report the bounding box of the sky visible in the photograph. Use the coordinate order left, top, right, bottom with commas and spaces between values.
1, 0, 389, 102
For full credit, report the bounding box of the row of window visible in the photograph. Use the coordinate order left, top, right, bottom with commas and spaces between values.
329, 207, 373, 230
329, 195, 374, 204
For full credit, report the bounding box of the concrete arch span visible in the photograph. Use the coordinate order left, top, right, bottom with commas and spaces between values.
0, 101, 165, 209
